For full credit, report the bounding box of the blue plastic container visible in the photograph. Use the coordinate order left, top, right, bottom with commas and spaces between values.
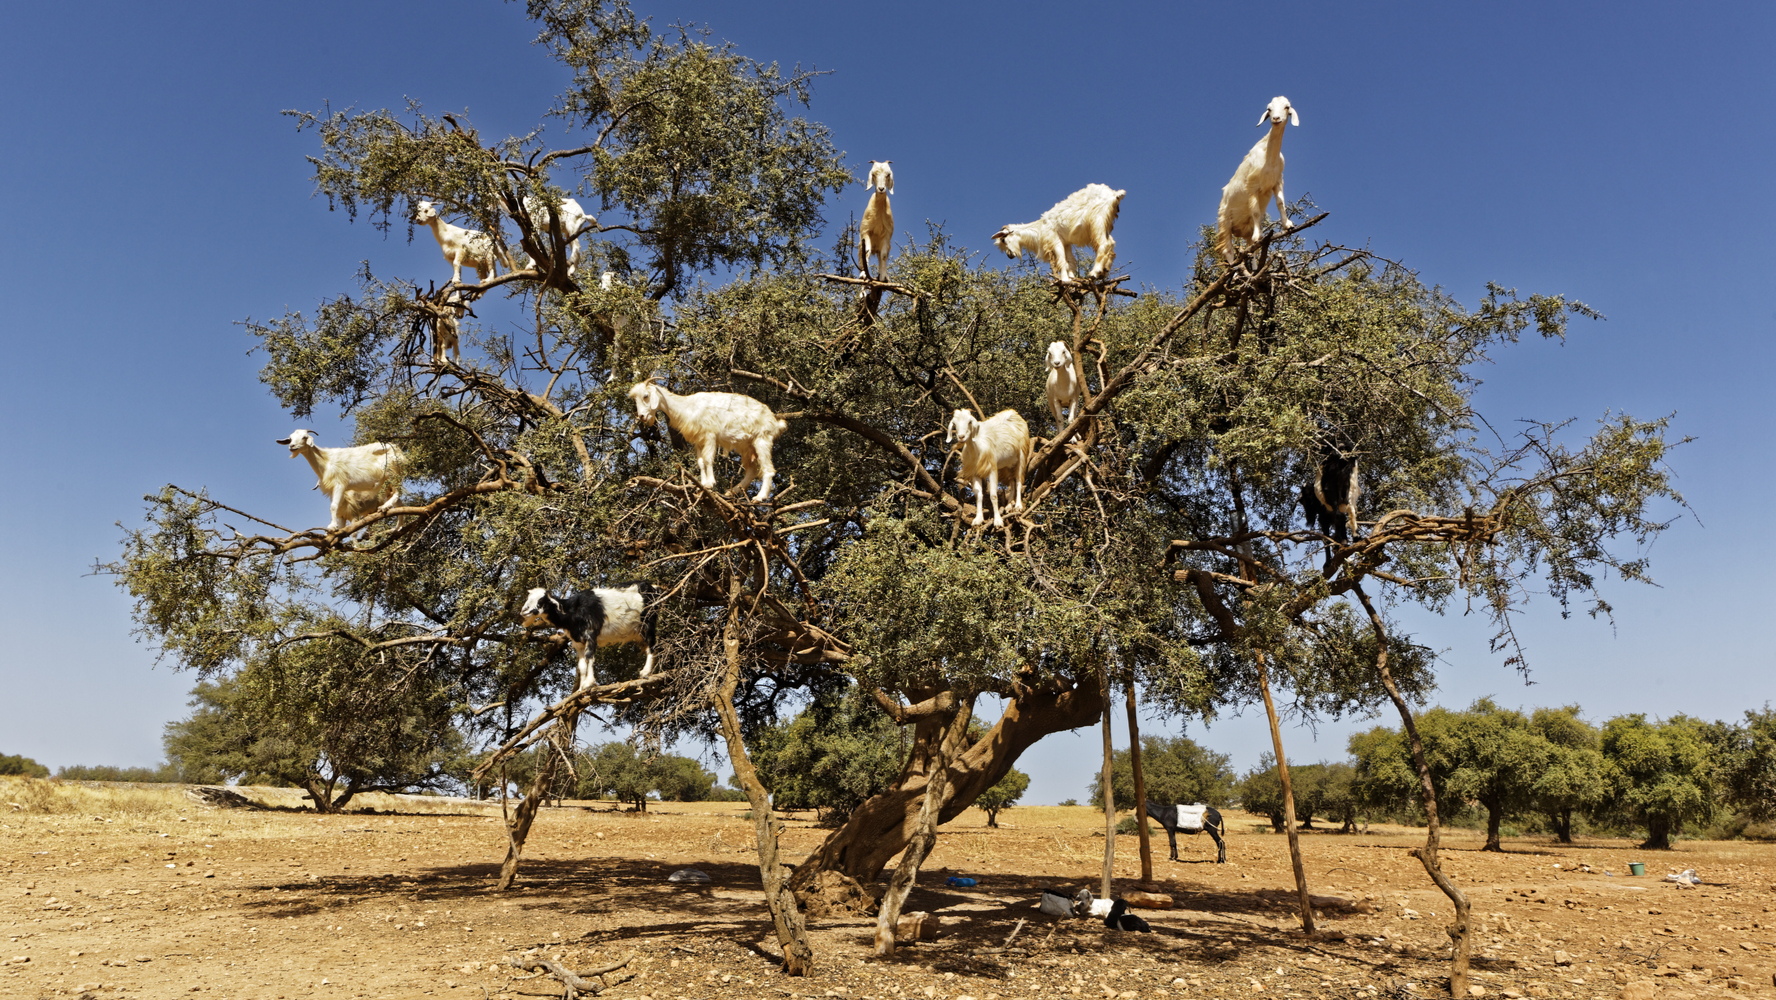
946, 876, 978, 887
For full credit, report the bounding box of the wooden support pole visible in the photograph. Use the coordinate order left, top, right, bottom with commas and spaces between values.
1099, 662, 1116, 900
1255, 653, 1315, 933
1125, 676, 1153, 885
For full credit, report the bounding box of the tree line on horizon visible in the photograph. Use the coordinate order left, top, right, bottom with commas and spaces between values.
1078, 701, 1776, 850
8, 694, 1770, 852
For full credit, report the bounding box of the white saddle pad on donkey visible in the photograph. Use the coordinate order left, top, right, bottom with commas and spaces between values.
1176, 804, 1208, 833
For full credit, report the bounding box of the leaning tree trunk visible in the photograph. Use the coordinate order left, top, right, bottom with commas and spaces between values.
792, 670, 1103, 889
874, 694, 973, 956
716, 622, 814, 975
498, 726, 566, 890
1357, 585, 1470, 997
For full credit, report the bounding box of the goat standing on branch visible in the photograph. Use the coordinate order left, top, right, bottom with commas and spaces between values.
1217, 96, 1298, 263
521, 193, 593, 278
415, 200, 512, 285
857, 160, 894, 281
275, 430, 407, 532
946, 408, 1031, 528
520, 584, 658, 689
1044, 340, 1082, 430
628, 382, 788, 502
993, 184, 1125, 281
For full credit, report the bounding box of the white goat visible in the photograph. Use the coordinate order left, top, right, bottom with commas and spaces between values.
414, 200, 511, 285
276, 429, 407, 531
1044, 341, 1082, 429
521, 193, 593, 277
1216, 96, 1298, 263
858, 160, 894, 280
992, 184, 1126, 281
628, 382, 788, 502
946, 408, 1032, 528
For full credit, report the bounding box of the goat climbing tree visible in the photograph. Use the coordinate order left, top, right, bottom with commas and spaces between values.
108, 1, 1685, 991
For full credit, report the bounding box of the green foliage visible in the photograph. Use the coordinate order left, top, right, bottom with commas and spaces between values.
160, 664, 466, 813
1088, 734, 1236, 811
975, 768, 1030, 827
1708, 706, 1776, 823
1528, 705, 1608, 842
55, 764, 180, 783
1349, 700, 1553, 847
1058, 798, 1079, 807
1600, 713, 1717, 849
0, 754, 49, 779
577, 742, 716, 808
750, 687, 906, 824
103, 0, 1690, 878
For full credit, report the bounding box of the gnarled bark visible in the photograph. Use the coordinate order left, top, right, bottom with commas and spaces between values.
874, 690, 973, 956
498, 726, 565, 890
717, 624, 814, 974
793, 668, 1103, 887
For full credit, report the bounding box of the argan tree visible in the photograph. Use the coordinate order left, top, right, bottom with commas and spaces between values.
107, 1, 1684, 988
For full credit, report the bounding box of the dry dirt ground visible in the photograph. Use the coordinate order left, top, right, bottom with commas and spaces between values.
5, 778, 1776, 1000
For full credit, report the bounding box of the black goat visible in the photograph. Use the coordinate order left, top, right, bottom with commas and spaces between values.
1143, 801, 1227, 863
519, 583, 658, 689
1301, 446, 1361, 574
1104, 898, 1151, 932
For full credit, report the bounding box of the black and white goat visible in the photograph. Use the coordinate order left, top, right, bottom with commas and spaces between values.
519, 584, 658, 690
1104, 898, 1151, 933
1143, 801, 1227, 864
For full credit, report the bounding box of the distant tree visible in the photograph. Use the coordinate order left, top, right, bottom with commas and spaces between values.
1090, 735, 1236, 812
975, 768, 1030, 828
750, 687, 907, 825
708, 785, 749, 802
160, 665, 466, 813
1601, 713, 1717, 849
1237, 757, 1358, 831
582, 742, 655, 810
1349, 701, 1550, 850
1708, 706, 1776, 825
1059, 798, 1079, 808
56, 765, 179, 783
1528, 706, 1608, 843
652, 755, 718, 802
1239, 755, 1287, 832
0, 754, 49, 779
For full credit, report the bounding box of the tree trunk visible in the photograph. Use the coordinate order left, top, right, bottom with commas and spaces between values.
716, 627, 814, 975
1357, 585, 1469, 997
875, 694, 973, 957
792, 670, 1102, 888
1642, 816, 1672, 850
1552, 808, 1573, 844
1255, 653, 1315, 933
498, 731, 562, 890
1099, 665, 1116, 901
1125, 676, 1153, 885
1482, 796, 1504, 852
985, 808, 999, 828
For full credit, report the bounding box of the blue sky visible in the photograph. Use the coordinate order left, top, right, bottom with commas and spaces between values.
1, 2, 1771, 806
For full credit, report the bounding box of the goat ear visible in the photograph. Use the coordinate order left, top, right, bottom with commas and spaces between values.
1258, 109, 1270, 126
1289, 107, 1299, 127
275, 438, 291, 445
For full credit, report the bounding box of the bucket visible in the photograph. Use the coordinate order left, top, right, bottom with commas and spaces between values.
1628, 862, 1646, 876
